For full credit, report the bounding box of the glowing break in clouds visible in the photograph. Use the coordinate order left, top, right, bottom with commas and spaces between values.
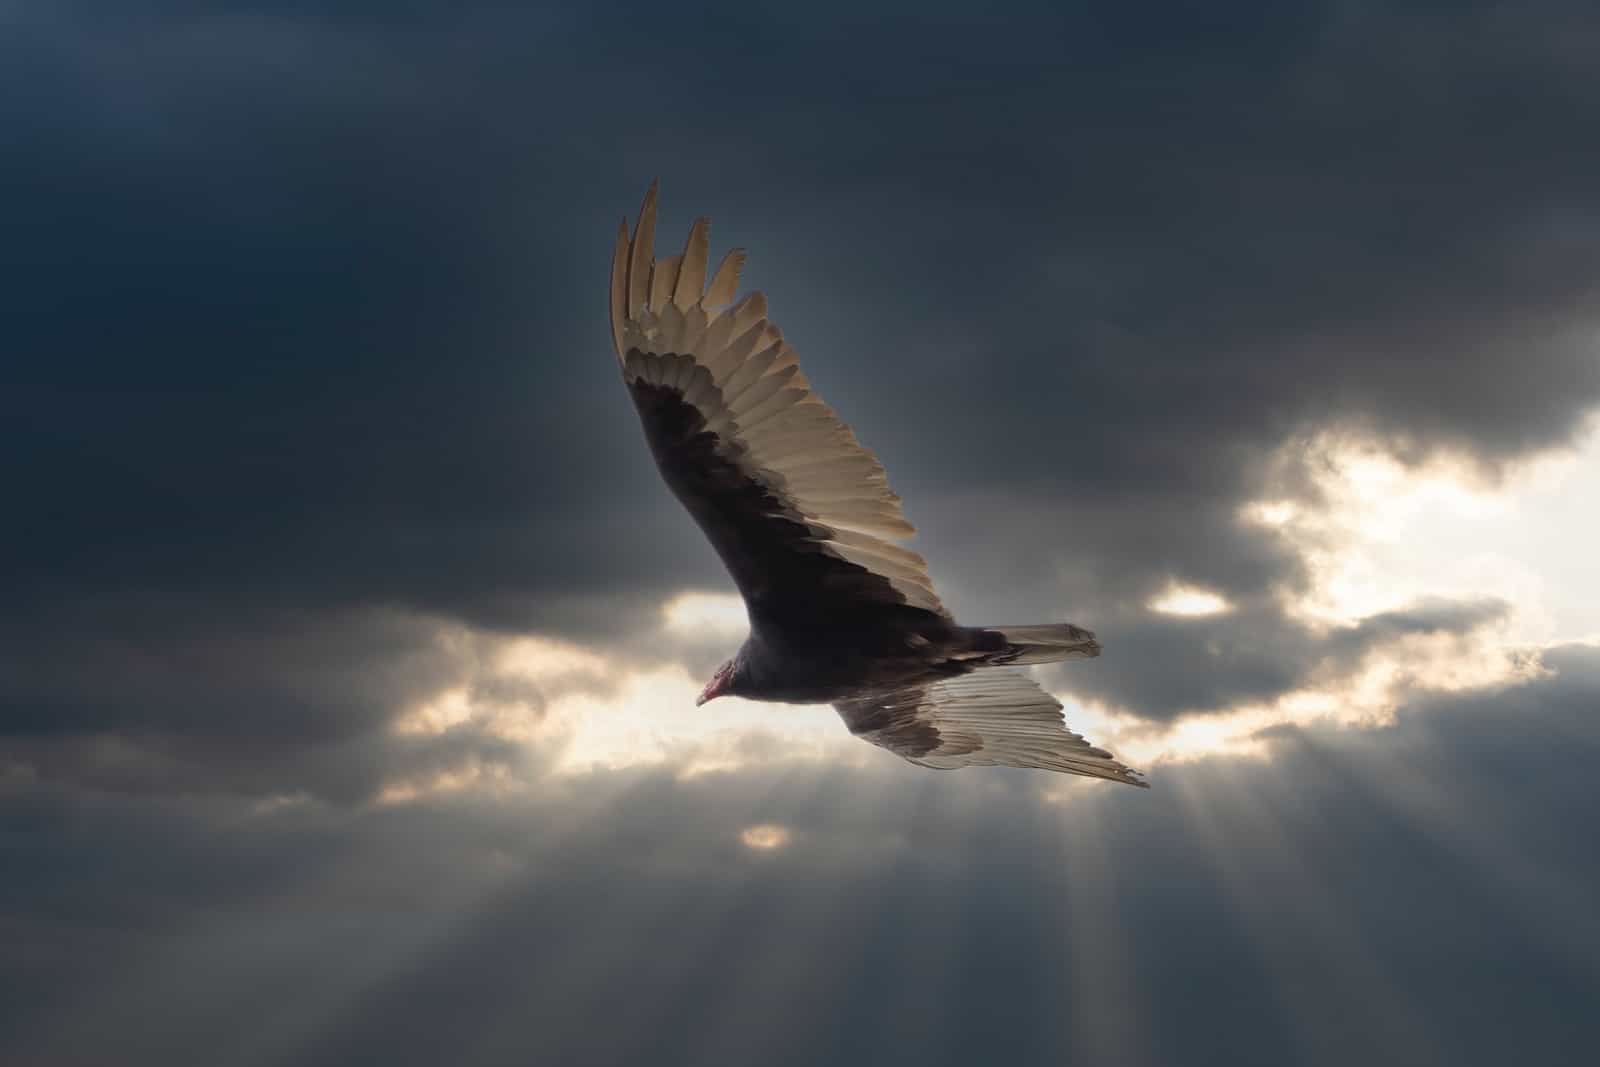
1078, 619, 1541, 767
661, 591, 748, 636
370, 424, 1599, 800
378, 608, 858, 801
1068, 429, 1600, 766
1251, 423, 1600, 644
541, 664, 845, 777
1148, 583, 1234, 617
740, 824, 793, 850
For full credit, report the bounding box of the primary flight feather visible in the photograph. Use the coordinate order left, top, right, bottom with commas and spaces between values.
609, 183, 1145, 786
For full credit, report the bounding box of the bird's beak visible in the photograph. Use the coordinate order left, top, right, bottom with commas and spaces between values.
695, 675, 727, 707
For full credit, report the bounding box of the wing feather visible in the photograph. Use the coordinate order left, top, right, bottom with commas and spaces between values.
674, 218, 710, 310
609, 220, 630, 359
650, 253, 682, 312
610, 186, 948, 623
626, 181, 658, 321
835, 670, 1146, 785
704, 247, 746, 310
735, 387, 808, 432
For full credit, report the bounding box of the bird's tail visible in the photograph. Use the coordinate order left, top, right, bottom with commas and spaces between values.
968, 623, 1102, 666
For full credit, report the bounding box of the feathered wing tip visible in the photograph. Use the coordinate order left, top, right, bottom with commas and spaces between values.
606, 183, 947, 616
609, 217, 630, 359
610, 180, 750, 363
627, 180, 658, 325
836, 670, 1148, 787
982, 623, 1102, 665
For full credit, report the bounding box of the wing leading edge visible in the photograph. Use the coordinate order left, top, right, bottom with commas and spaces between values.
609, 183, 948, 627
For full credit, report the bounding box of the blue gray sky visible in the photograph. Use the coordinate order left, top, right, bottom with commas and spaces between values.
4, 2, 1600, 1064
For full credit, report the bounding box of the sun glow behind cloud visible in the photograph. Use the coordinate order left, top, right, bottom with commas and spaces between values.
1079, 622, 1540, 768
1068, 430, 1598, 767
1075, 428, 1600, 766
1148, 584, 1233, 617
387, 623, 857, 790
661, 591, 749, 636
740, 824, 792, 850
371, 426, 1599, 801
1255, 424, 1600, 643
540, 664, 846, 777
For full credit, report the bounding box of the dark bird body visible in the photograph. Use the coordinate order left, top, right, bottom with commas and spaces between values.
633, 378, 998, 703
611, 185, 1144, 784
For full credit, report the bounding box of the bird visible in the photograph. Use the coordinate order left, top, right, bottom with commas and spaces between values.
608, 184, 1146, 786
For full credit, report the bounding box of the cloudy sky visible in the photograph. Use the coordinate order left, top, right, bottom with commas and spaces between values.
5, 1, 1600, 1063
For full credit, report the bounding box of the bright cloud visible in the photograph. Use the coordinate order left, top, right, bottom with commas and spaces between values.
543, 664, 847, 777
1149, 584, 1234, 617
1082, 621, 1541, 767
739, 824, 793, 850
661, 591, 749, 636
1254, 423, 1600, 643
375, 423, 1599, 798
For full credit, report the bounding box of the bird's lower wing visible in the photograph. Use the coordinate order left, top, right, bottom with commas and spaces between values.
610, 184, 948, 627
835, 669, 1148, 786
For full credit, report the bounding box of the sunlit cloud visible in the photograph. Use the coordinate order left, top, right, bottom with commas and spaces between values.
496, 635, 611, 682
1149, 583, 1234, 617
394, 686, 476, 735
250, 791, 314, 816
374, 421, 1600, 798
1078, 611, 1542, 767
1069, 423, 1594, 765
369, 613, 865, 801
541, 663, 849, 777
375, 763, 518, 807
1253, 425, 1600, 642
1242, 500, 1299, 527
740, 823, 792, 850
661, 591, 748, 637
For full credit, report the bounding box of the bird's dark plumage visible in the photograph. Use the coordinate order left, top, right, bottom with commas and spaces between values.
609, 183, 1145, 785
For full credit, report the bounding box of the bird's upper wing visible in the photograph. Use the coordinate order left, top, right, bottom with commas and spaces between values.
834, 669, 1148, 785
610, 184, 948, 627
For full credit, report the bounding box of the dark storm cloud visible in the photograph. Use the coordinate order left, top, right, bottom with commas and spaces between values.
5, 645, 1597, 1066
0, 598, 537, 802
6, 1, 1600, 780
8, 7, 1600, 1062
2, 1, 674, 631
10, 0, 1600, 601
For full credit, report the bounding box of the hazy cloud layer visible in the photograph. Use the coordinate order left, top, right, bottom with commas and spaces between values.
5, 645, 1598, 1066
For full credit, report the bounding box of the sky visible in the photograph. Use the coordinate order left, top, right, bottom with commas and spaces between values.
4, 1, 1600, 1064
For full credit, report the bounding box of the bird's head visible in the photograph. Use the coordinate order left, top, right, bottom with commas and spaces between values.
696, 658, 739, 706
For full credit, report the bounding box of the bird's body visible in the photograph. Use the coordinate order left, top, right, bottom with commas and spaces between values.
609, 184, 1145, 785
734, 617, 978, 705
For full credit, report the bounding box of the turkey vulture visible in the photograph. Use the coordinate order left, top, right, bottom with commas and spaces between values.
609, 184, 1145, 786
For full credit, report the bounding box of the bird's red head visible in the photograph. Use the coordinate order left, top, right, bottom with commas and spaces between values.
696, 659, 737, 706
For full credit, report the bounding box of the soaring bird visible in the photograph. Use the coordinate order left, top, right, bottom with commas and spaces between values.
609, 185, 1145, 786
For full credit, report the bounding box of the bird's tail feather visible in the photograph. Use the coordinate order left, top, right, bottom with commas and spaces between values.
972, 623, 1101, 665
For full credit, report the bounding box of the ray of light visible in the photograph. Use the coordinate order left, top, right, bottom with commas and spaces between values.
617, 765, 920, 1065
1167, 765, 1443, 1063
1298, 722, 1600, 977
16, 801, 517, 1067
1048, 793, 1148, 1065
